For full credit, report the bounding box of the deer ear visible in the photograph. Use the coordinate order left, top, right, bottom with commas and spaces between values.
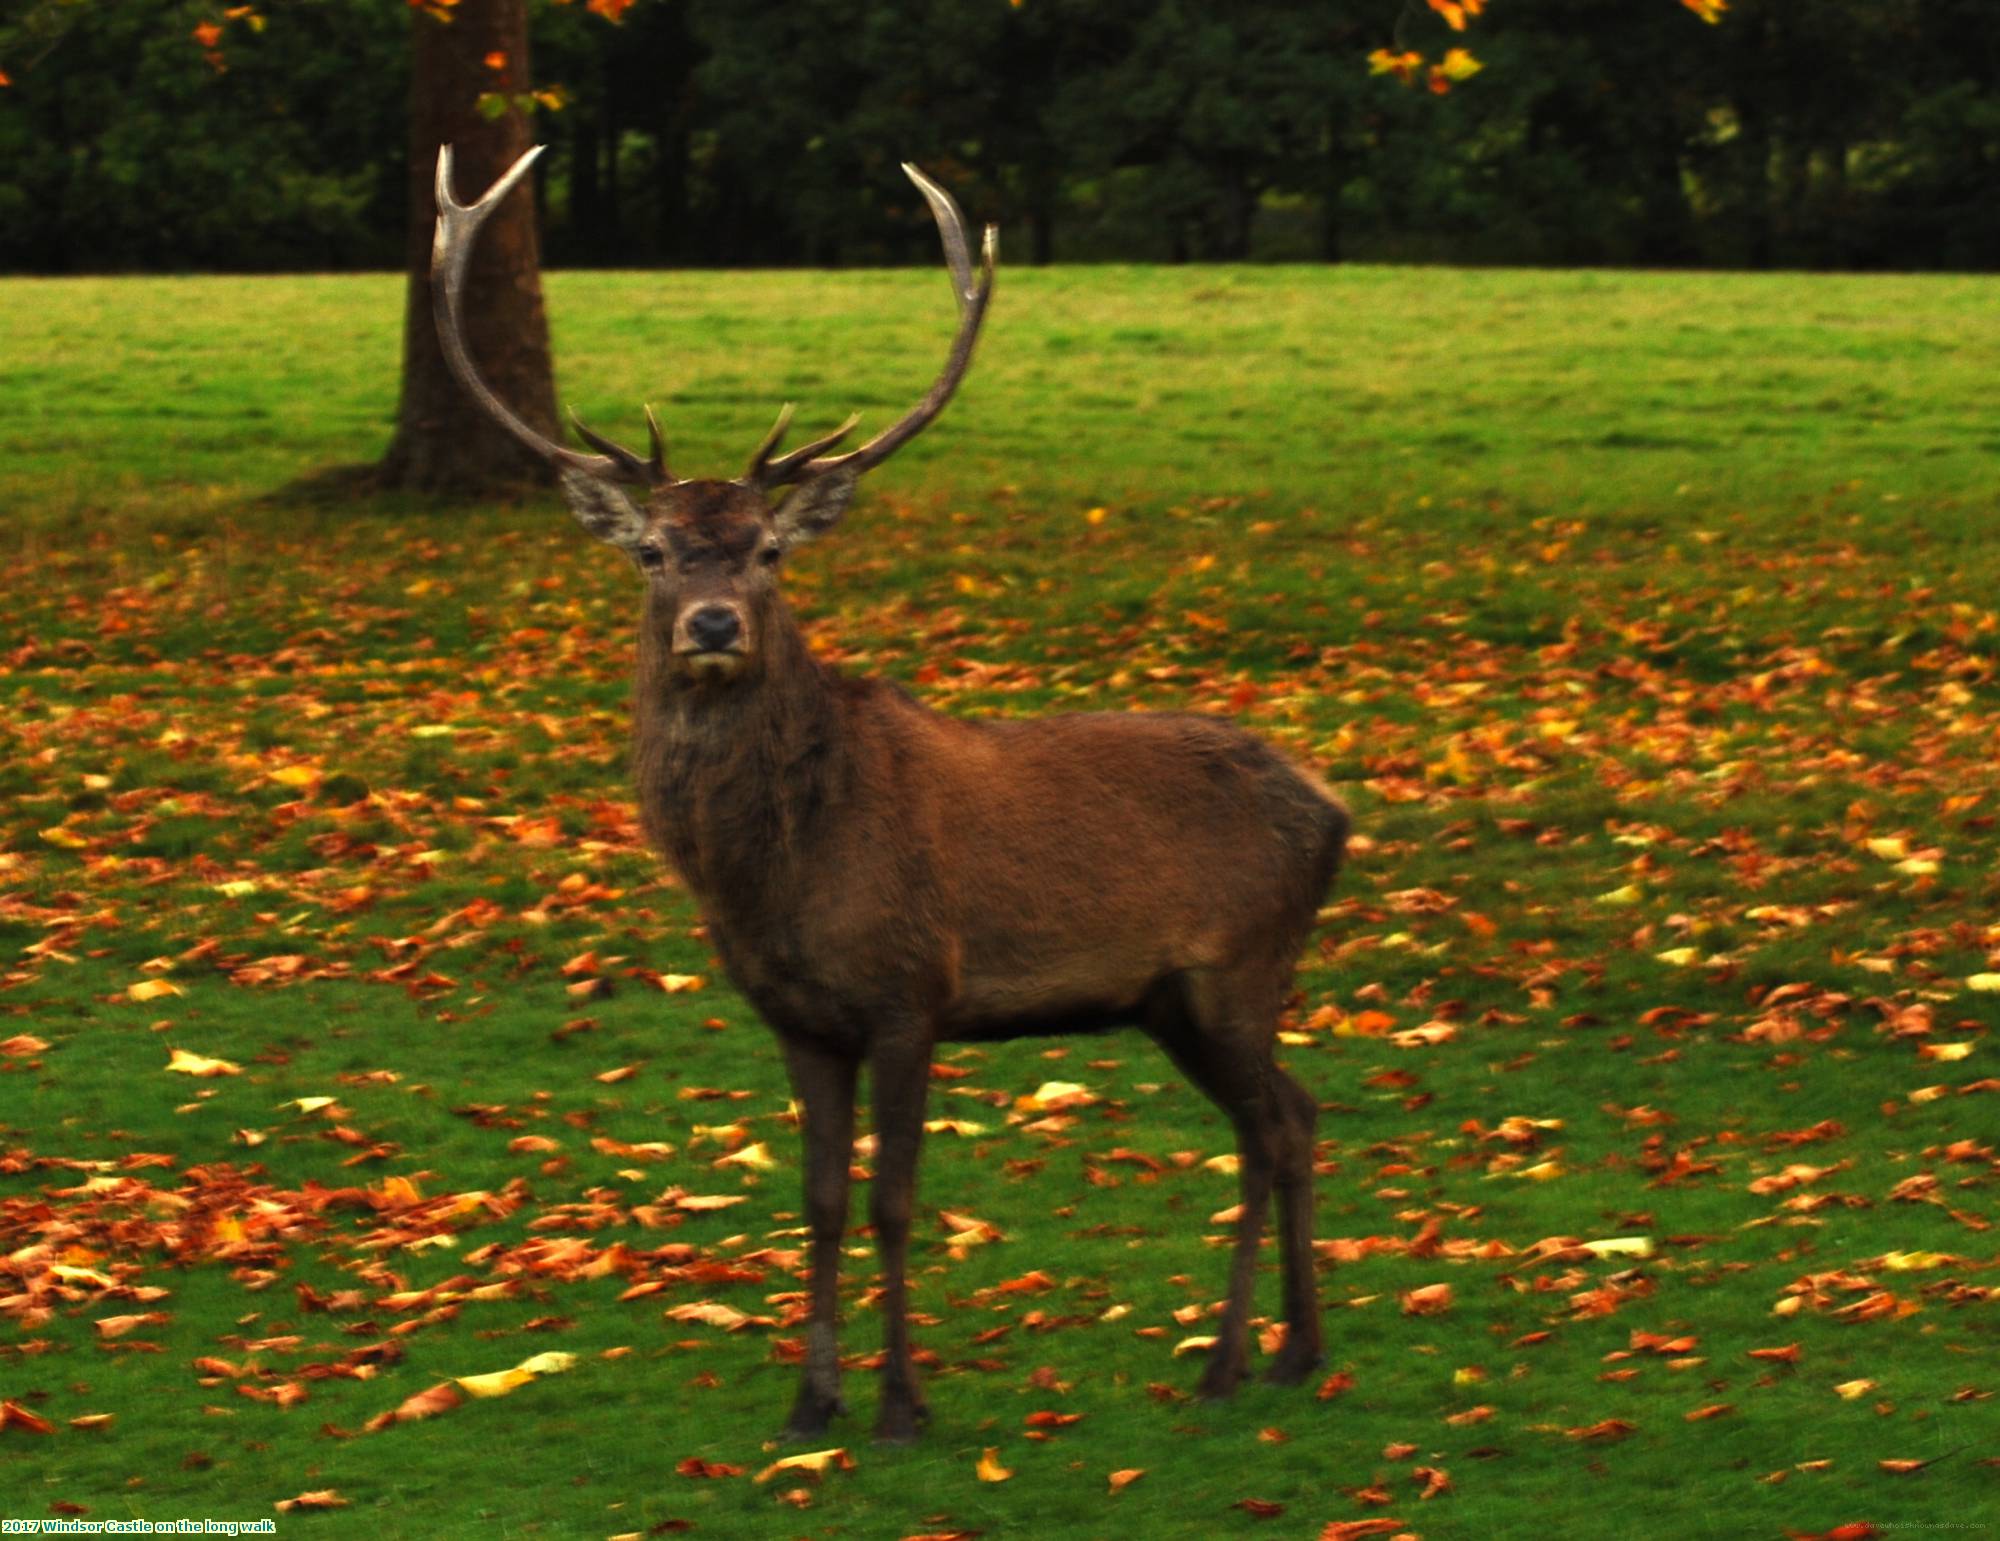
771, 466, 860, 550
557, 467, 647, 551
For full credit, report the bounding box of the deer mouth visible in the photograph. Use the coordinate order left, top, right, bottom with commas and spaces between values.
678, 647, 746, 679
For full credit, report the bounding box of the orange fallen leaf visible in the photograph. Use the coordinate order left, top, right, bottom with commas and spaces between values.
1234, 1497, 1284, 1517
1685, 1403, 1734, 1421
1107, 1468, 1145, 1493
363, 1381, 461, 1433
0, 1034, 49, 1056
1567, 1418, 1636, 1441
0, 1400, 56, 1435
274, 1491, 348, 1513
1400, 1283, 1454, 1316
976, 1447, 1013, 1482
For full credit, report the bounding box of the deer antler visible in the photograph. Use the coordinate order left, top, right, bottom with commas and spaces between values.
432, 143, 662, 485
751, 164, 997, 489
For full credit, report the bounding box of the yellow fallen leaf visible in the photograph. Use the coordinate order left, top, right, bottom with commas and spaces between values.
976, 1447, 1013, 1482
1834, 1378, 1876, 1399
1919, 1042, 1973, 1062
1017, 1080, 1095, 1112
1966, 973, 2000, 992
166, 1048, 240, 1077
269, 765, 322, 789
212, 879, 258, 898
1865, 836, 1908, 860
1597, 885, 1642, 906
128, 978, 183, 1003
40, 826, 90, 849
455, 1367, 536, 1399
657, 973, 706, 993
1581, 1237, 1655, 1259
1895, 857, 1939, 876
754, 1447, 854, 1484
284, 1097, 338, 1115
714, 1141, 777, 1171
1879, 1251, 1952, 1272
1172, 1334, 1219, 1357
925, 1118, 988, 1136
512, 1351, 578, 1377
1654, 948, 1699, 967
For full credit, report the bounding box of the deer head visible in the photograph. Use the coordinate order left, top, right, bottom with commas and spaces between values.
431, 146, 997, 679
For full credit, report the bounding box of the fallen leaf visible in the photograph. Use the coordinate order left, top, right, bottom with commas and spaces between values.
1107, 1468, 1145, 1493
274, 1490, 348, 1513
755, 1447, 854, 1484
167, 1047, 240, 1077
976, 1446, 1013, 1482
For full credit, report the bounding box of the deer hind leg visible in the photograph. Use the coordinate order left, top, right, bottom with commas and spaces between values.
779, 1035, 859, 1441
1262, 1066, 1323, 1385
867, 1030, 935, 1443
1149, 968, 1305, 1400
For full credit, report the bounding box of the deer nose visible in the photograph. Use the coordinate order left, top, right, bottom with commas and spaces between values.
686, 604, 742, 652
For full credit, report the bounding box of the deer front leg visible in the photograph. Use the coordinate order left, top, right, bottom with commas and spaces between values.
868, 1030, 934, 1442
780, 1034, 859, 1442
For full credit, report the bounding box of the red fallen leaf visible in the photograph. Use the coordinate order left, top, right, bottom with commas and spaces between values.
1878, 1455, 1953, 1474
1316, 1370, 1356, 1401
994, 1270, 1058, 1294
1350, 1482, 1395, 1507
1567, 1418, 1636, 1442
0, 1400, 56, 1435
1413, 1464, 1451, 1498
1685, 1403, 1734, 1421
1234, 1498, 1285, 1517
1319, 1522, 1410, 1540
1788, 1527, 1878, 1541
363, 1381, 461, 1433
1025, 1410, 1084, 1428
676, 1457, 747, 1478
1444, 1405, 1493, 1426
275, 1490, 348, 1513
1748, 1343, 1801, 1363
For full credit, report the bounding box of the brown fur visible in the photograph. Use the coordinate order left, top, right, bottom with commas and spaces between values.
617, 479, 1349, 1441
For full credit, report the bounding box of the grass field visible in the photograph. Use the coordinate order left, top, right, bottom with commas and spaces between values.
2, 265, 1997, 1541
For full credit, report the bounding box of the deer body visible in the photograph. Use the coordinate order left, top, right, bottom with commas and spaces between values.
433, 147, 1349, 1443
634, 583, 1345, 1053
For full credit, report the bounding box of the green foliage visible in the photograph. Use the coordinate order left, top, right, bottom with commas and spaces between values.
4, 0, 1999, 270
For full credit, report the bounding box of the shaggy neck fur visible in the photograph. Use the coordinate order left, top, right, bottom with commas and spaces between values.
630, 593, 845, 920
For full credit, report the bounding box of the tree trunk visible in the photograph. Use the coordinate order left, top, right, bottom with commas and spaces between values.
378, 0, 557, 496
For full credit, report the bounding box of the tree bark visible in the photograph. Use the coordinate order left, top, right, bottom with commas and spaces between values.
378, 0, 557, 496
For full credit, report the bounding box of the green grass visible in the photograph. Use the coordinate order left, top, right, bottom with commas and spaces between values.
2, 265, 1997, 1540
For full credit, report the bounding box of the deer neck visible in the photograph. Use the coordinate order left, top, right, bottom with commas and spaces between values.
632, 599, 843, 912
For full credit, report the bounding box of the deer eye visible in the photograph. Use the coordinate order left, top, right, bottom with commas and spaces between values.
638, 545, 665, 569
759, 544, 782, 567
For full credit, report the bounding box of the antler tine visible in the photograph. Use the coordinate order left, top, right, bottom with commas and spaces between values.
753, 412, 864, 487
432, 144, 653, 485
644, 404, 670, 481
569, 408, 655, 481
743, 402, 797, 483
760, 164, 997, 489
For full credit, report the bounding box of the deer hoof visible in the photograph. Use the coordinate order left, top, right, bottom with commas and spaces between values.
1196, 1358, 1245, 1402
781, 1393, 847, 1443
1262, 1346, 1324, 1387
873, 1400, 931, 1445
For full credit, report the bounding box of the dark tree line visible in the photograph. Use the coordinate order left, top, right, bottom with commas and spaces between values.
3, 0, 1997, 274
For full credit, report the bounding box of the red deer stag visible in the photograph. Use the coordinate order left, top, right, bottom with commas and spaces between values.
433, 145, 1350, 1443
